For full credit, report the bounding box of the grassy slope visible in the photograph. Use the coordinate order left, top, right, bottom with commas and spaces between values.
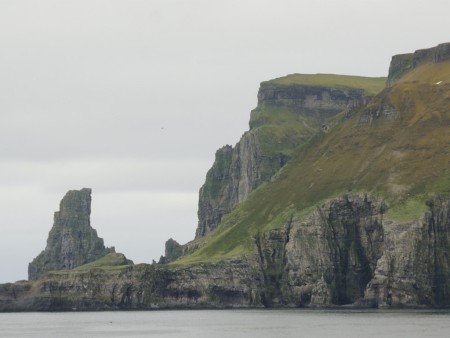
397, 62, 450, 84
73, 253, 129, 271
250, 104, 323, 157
177, 63, 450, 264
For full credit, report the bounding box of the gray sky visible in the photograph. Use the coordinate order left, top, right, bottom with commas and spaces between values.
1, 0, 449, 283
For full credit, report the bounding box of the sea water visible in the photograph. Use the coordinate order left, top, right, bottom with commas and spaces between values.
0, 309, 449, 338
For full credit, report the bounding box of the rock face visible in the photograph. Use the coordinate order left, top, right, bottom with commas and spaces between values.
28, 188, 113, 280
256, 194, 449, 308
387, 42, 450, 85
196, 82, 368, 238
255, 194, 385, 307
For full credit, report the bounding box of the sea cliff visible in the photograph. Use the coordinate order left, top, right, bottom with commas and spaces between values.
1, 43, 449, 311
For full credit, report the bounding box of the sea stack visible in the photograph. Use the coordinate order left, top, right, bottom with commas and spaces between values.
28, 188, 113, 280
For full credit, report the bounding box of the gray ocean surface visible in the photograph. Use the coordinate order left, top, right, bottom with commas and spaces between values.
1, 309, 449, 338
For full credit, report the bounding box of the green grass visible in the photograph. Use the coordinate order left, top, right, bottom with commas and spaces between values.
250, 104, 322, 156
74, 253, 129, 271
385, 195, 428, 223
430, 174, 450, 195
263, 73, 387, 96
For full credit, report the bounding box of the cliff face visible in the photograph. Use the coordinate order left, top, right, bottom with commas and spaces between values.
28, 188, 112, 280
364, 197, 450, 307
387, 42, 450, 85
258, 195, 450, 308
280, 195, 384, 306
196, 131, 286, 238
253, 194, 449, 308
196, 80, 372, 238
254, 84, 365, 121
0, 258, 262, 311
2, 194, 448, 311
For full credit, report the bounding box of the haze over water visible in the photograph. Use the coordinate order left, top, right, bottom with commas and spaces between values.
1, 309, 449, 337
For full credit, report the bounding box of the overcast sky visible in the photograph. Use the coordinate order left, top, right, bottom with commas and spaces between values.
0, 0, 449, 283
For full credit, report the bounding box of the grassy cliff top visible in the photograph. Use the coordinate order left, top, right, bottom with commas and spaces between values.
262, 73, 387, 96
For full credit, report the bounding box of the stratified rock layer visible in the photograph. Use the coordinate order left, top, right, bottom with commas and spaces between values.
28, 188, 112, 280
